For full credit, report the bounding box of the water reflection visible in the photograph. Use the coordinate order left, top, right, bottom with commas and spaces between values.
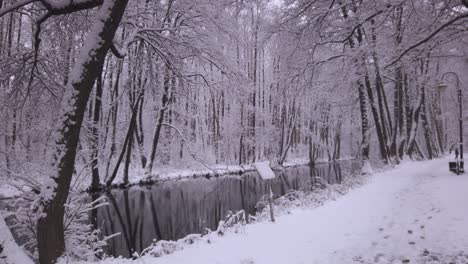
93, 161, 360, 257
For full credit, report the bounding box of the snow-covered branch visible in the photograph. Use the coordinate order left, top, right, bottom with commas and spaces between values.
0, 0, 37, 17
386, 12, 468, 68
39, 0, 103, 15
110, 27, 139, 58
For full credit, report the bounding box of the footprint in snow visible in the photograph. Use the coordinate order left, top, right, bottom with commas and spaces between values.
240, 258, 255, 264
373, 253, 386, 263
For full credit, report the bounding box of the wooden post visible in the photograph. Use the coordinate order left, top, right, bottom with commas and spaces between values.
268, 182, 275, 222
253, 161, 276, 222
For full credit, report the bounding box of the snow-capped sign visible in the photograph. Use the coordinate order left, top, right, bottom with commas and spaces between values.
253, 161, 276, 180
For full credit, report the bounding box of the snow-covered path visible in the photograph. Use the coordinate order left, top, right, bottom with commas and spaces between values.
149, 158, 468, 264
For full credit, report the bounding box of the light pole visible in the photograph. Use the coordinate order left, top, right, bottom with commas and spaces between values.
439, 72, 463, 173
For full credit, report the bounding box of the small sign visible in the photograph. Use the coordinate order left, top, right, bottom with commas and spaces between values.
253, 161, 276, 180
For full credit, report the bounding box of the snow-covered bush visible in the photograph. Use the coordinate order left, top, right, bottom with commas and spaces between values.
139, 208, 251, 258
62, 194, 112, 261
6, 192, 111, 261
254, 174, 365, 222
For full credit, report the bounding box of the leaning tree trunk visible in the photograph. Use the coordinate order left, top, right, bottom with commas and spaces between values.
145, 66, 172, 176
90, 69, 103, 191
106, 95, 143, 187
37, 1, 129, 263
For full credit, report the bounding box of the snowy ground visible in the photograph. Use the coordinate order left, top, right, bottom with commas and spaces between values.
69, 157, 467, 264
3, 157, 468, 264
0, 212, 34, 264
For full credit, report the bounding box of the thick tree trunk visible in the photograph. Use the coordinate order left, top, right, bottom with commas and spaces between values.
37, 1, 128, 263
363, 61, 388, 162
370, 21, 392, 158
357, 79, 370, 160
420, 83, 434, 159
406, 87, 423, 157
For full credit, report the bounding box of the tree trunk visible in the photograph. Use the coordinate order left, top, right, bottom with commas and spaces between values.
357, 79, 370, 160
90, 69, 103, 191
105, 60, 122, 180
37, 1, 128, 263
420, 83, 434, 159
145, 66, 171, 176
363, 60, 388, 162
106, 95, 142, 187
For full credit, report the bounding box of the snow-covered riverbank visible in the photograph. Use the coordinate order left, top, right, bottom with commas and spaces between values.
3, 157, 467, 264
63, 157, 468, 264
0, 157, 357, 198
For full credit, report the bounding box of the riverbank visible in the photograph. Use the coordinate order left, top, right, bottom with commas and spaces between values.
59, 158, 368, 263
102, 156, 358, 190
63, 157, 468, 264
0, 157, 358, 198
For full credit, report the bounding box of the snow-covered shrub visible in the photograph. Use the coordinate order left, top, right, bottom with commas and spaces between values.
143, 240, 184, 258
255, 174, 365, 222
141, 209, 250, 258
218, 210, 248, 234
61, 194, 111, 261
6, 192, 111, 261
362, 160, 373, 175
6, 191, 40, 258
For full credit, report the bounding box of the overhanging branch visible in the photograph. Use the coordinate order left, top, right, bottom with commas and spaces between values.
386, 12, 468, 68
39, 0, 103, 15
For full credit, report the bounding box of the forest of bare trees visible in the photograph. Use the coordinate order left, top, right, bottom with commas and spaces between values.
0, 0, 467, 263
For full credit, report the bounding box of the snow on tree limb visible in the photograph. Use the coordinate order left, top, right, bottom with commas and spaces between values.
386, 12, 468, 68
40, 0, 125, 202
40, 0, 103, 15
110, 27, 139, 58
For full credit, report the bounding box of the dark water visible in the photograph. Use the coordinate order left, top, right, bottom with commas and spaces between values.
92, 160, 361, 258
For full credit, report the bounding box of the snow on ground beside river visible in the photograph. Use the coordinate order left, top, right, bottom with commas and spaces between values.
81, 157, 357, 190
0, 157, 356, 199
63, 157, 468, 264
0, 212, 34, 264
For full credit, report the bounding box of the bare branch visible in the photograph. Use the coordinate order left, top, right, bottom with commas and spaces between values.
0, 0, 36, 18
